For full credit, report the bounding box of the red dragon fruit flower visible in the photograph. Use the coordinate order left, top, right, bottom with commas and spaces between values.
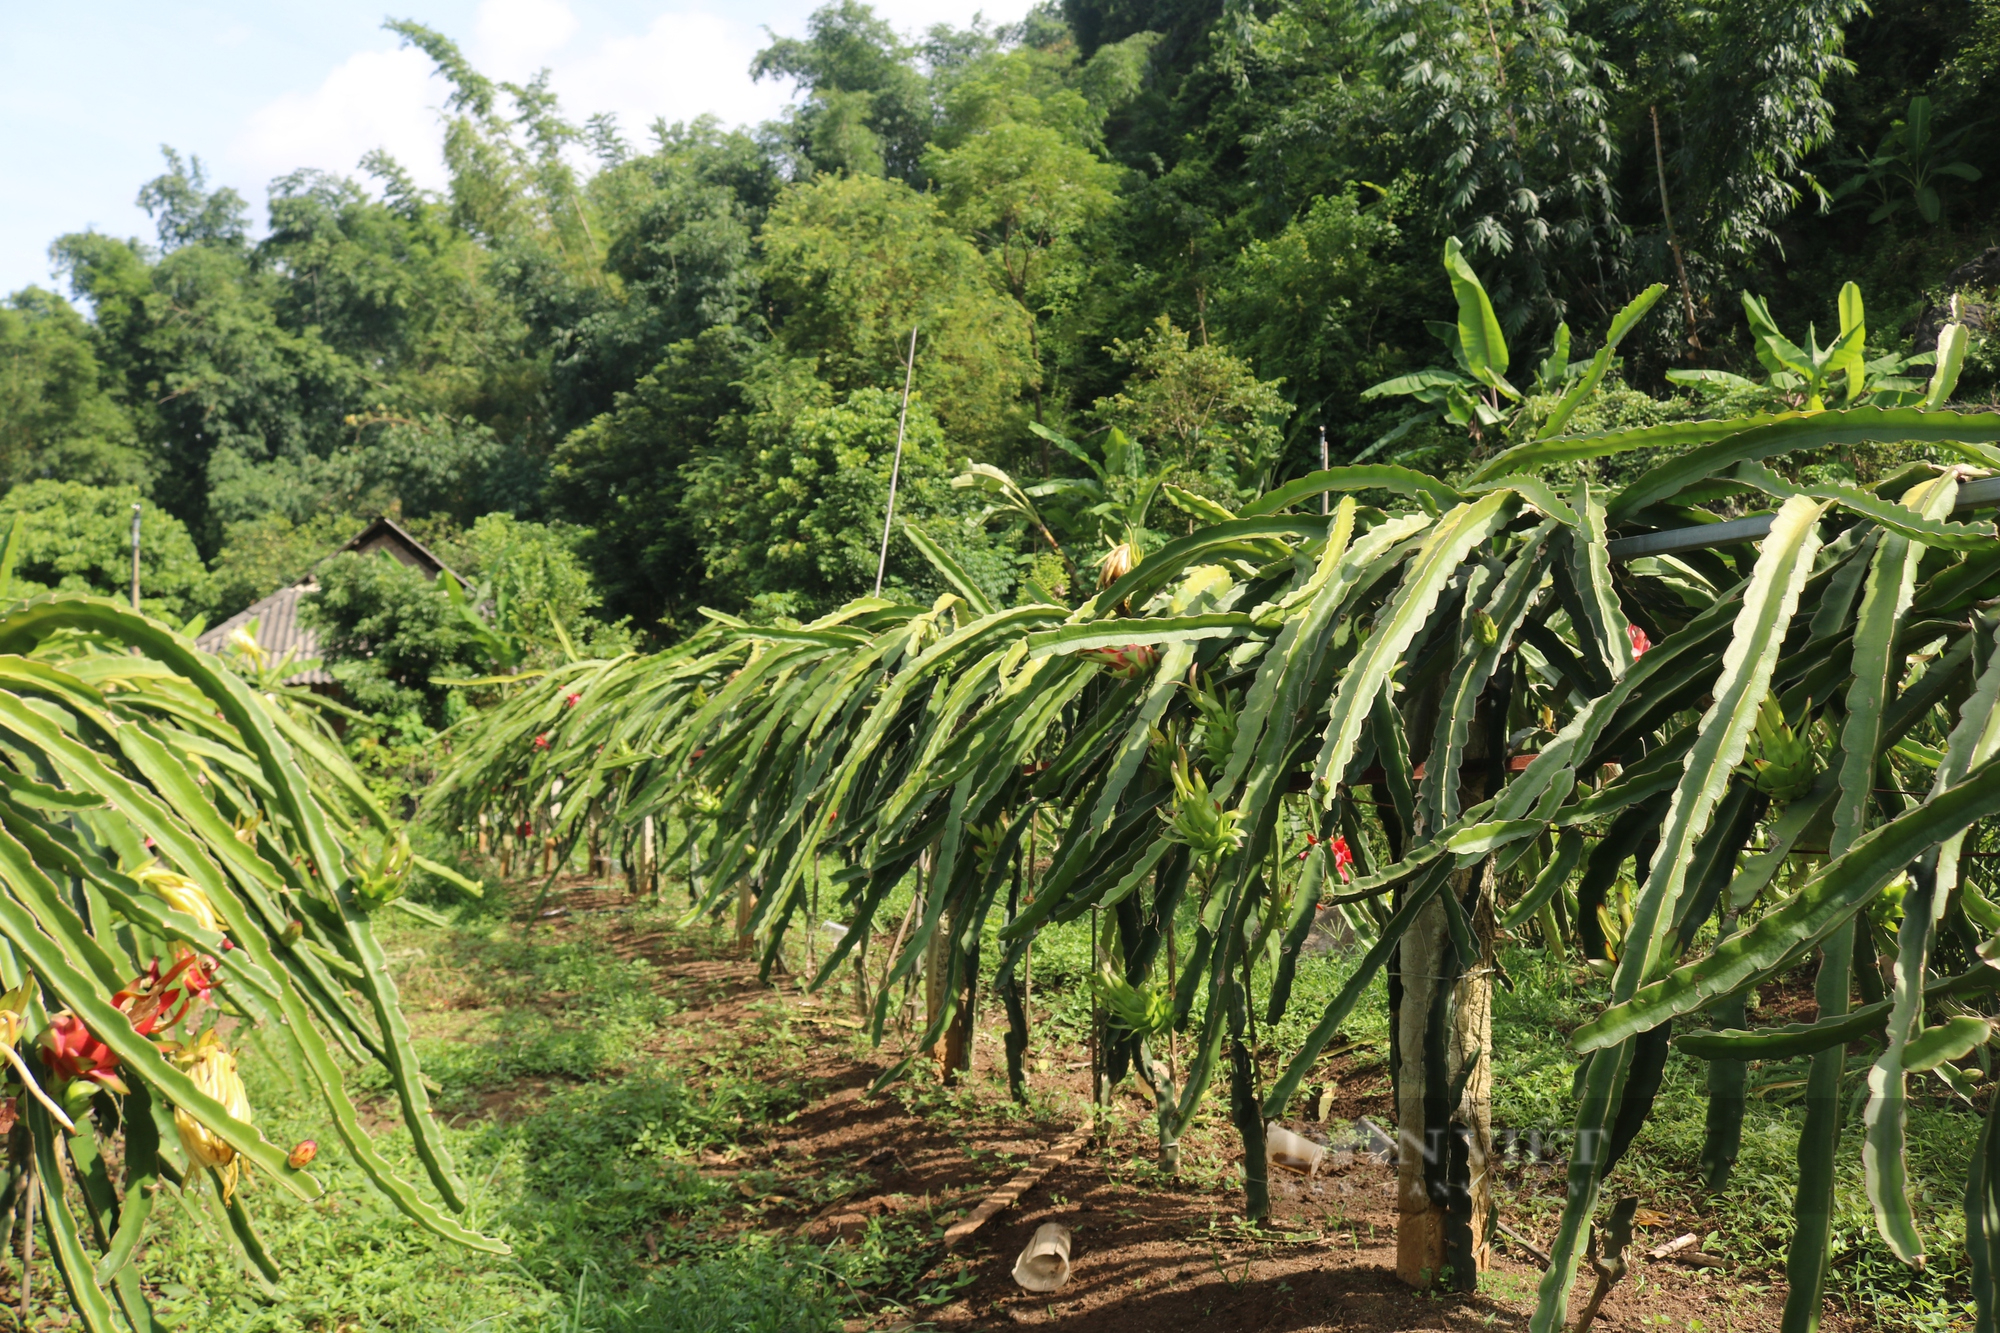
1298, 833, 1356, 881
1626, 623, 1651, 658
565, 693, 580, 708
534, 733, 551, 750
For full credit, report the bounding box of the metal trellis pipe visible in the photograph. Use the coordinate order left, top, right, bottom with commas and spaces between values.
1606, 474, 2000, 561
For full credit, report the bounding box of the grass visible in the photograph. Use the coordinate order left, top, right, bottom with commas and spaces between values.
26, 855, 1978, 1331
115, 894, 972, 1332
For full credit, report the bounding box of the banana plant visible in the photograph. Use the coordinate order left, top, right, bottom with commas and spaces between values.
1670, 283, 1969, 414
0, 593, 502, 1331
431, 291, 2000, 1326
1362, 237, 1664, 455
1831, 95, 1984, 226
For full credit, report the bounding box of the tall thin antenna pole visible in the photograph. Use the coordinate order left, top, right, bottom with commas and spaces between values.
873, 326, 919, 598
1319, 426, 1330, 515
129, 503, 142, 609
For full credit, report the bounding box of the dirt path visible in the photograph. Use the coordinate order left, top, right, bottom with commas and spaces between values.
526, 880, 1840, 1333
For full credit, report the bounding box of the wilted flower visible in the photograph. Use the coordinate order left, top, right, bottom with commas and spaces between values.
175, 1033, 252, 1202
1627, 623, 1651, 657
114, 951, 218, 1037
519, 820, 533, 838
40, 1014, 128, 1096
1096, 540, 1139, 591
0, 980, 33, 1052
0, 983, 72, 1130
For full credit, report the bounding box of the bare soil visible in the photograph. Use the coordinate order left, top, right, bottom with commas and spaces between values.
503, 878, 1853, 1333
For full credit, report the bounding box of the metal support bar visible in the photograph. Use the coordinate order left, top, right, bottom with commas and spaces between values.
1607, 474, 2000, 561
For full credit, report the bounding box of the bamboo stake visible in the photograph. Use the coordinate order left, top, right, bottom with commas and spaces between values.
872, 326, 920, 598
18, 1163, 32, 1322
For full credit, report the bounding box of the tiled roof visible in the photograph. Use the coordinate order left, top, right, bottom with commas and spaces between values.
195, 581, 333, 685
193, 515, 458, 688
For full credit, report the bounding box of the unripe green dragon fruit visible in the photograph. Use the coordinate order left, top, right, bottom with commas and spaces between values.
1738, 697, 1818, 801
1094, 965, 1173, 1038
1189, 679, 1239, 773
1160, 753, 1246, 863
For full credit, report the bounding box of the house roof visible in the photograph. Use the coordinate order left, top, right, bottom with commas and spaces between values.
194, 516, 457, 686
195, 580, 333, 685
339, 515, 452, 577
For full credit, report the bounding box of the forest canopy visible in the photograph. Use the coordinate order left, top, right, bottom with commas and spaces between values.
7, 0, 2000, 645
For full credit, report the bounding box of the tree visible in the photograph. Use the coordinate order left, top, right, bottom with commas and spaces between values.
534, 121, 766, 433
0, 288, 145, 490
1364, 0, 1622, 331
1091, 315, 1287, 497
1215, 189, 1408, 456
443, 512, 633, 661
759, 173, 1040, 452
685, 384, 1010, 617
547, 325, 754, 635
925, 42, 1126, 407
0, 481, 208, 620
752, 1, 940, 182
304, 552, 490, 729
204, 510, 359, 623
52, 156, 364, 546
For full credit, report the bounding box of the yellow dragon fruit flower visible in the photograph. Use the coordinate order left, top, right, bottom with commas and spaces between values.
175, 1032, 252, 1202
133, 863, 224, 933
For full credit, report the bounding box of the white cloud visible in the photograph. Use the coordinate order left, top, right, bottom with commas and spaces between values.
226, 46, 452, 194
553, 10, 791, 143
222, 0, 1045, 208
473, 0, 581, 79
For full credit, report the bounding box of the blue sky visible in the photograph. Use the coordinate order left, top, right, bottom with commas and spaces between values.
0, 0, 1030, 299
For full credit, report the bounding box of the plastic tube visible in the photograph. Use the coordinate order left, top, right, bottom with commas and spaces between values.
1265, 1121, 1326, 1177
